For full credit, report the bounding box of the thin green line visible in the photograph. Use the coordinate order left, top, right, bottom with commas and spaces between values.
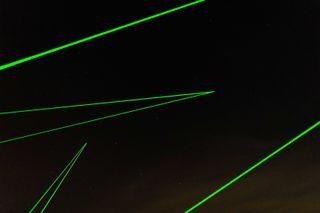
39, 143, 87, 213
185, 120, 320, 213
28, 143, 86, 213
0, 91, 214, 115
0, 0, 206, 71
0, 92, 212, 145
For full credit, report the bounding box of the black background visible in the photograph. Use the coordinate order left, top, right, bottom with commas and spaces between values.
0, 0, 320, 212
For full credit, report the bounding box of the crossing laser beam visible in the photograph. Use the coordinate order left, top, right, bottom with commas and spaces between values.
0, 91, 213, 115
29, 143, 87, 213
0, 0, 206, 72
0, 91, 213, 145
184, 120, 320, 212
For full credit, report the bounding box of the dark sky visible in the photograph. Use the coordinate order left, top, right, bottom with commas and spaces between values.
0, 0, 320, 212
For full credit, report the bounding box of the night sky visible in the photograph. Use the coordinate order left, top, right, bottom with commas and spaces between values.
0, 0, 320, 212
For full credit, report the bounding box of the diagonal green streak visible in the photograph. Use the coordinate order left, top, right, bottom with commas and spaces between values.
28, 143, 86, 213
0, 92, 213, 145
185, 120, 320, 213
0, 91, 213, 115
39, 143, 87, 213
0, 0, 205, 71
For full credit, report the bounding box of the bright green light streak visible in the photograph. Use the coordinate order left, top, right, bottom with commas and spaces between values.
0, 91, 214, 115
39, 143, 87, 213
0, 92, 212, 145
0, 0, 206, 71
185, 120, 320, 213
28, 143, 86, 213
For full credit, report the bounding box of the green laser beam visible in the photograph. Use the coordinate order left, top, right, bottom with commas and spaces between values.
39, 143, 87, 213
0, 91, 214, 115
184, 120, 320, 213
28, 143, 86, 213
0, 0, 206, 71
0, 92, 213, 145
